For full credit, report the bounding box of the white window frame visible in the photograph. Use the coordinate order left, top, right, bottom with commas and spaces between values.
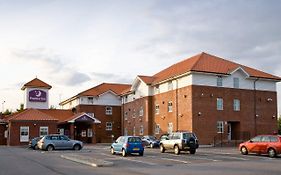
233, 77, 239, 88
124, 111, 128, 121
217, 98, 223, 111
168, 123, 173, 134
39, 126, 48, 137
217, 121, 224, 133
20, 126, 29, 142
106, 122, 112, 131
105, 106, 112, 115
233, 99, 240, 111
168, 101, 173, 112
88, 97, 94, 104
139, 106, 143, 117
87, 128, 93, 137
217, 76, 223, 87
154, 86, 160, 94
155, 124, 160, 134
139, 125, 144, 135
155, 104, 160, 115
168, 81, 173, 91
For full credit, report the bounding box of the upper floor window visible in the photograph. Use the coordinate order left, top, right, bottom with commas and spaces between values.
168, 81, 173, 91
133, 109, 136, 118
155, 104, 160, 114
139, 106, 143, 117
106, 122, 112, 131
217, 98, 223, 110
88, 97, 94, 104
217, 121, 224, 133
233, 99, 240, 111
168, 101, 173, 112
217, 76, 223, 87
124, 111, 128, 120
233, 77, 239, 88
154, 85, 160, 94
105, 106, 112, 115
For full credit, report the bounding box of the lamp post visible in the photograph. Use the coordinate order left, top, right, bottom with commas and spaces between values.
2, 101, 5, 113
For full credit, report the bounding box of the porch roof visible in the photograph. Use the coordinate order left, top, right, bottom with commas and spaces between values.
61, 112, 101, 124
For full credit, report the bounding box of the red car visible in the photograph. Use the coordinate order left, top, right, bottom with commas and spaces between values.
239, 135, 281, 158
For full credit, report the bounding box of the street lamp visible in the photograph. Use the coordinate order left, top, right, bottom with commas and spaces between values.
2, 101, 5, 113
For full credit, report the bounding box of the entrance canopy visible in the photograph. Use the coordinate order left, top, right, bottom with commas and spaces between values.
64, 112, 101, 124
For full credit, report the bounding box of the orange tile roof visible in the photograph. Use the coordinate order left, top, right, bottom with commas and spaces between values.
138, 75, 155, 85
38, 109, 74, 123
152, 52, 281, 84
21, 78, 52, 90
79, 83, 131, 96
7, 109, 58, 121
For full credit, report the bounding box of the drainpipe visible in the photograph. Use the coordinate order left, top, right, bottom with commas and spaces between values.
253, 78, 259, 136
176, 79, 179, 131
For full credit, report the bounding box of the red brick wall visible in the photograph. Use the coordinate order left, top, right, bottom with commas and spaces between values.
8, 121, 57, 146
76, 105, 122, 143
0, 124, 7, 145
122, 96, 152, 136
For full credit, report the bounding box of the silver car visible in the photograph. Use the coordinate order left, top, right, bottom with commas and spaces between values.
37, 134, 83, 151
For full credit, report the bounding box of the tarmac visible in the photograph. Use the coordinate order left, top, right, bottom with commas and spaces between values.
60, 154, 114, 167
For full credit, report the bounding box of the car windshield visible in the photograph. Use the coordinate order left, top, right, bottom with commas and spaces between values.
128, 137, 141, 143
148, 136, 157, 140
183, 133, 195, 139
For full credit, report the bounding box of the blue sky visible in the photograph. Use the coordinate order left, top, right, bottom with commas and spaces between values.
0, 0, 281, 113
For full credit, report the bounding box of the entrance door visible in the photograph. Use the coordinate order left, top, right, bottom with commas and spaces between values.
227, 123, 231, 141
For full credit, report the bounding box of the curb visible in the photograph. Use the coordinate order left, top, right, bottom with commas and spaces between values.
60, 154, 114, 167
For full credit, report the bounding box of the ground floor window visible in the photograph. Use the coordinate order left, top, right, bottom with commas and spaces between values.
106, 122, 112, 131
155, 124, 160, 134
139, 125, 144, 135
87, 128, 93, 137
168, 123, 173, 134
20, 126, 29, 142
40, 126, 48, 137
217, 121, 224, 133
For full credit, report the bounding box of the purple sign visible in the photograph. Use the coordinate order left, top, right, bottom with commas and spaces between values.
75, 114, 95, 122
29, 90, 47, 102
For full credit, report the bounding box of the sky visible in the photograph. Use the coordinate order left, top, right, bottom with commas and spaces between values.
0, 0, 281, 114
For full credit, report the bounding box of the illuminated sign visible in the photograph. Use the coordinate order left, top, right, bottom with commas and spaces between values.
29, 90, 47, 102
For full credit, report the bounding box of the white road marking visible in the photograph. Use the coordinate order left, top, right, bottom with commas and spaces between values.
161, 157, 191, 164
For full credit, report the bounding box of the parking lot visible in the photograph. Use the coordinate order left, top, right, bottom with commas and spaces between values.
1, 145, 281, 175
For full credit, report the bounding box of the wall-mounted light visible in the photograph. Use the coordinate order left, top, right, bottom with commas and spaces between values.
255, 114, 259, 117
210, 94, 214, 97
33, 123, 37, 126
198, 112, 202, 116
272, 115, 276, 119
161, 116, 165, 120
178, 114, 183, 117
201, 93, 204, 97
267, 98, 273, 102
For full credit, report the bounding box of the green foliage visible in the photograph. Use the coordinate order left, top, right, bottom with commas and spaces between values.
3, 109, 11, 115
278, 117, 281, 134
50, 105, 56, 109
17, 103, 24, 112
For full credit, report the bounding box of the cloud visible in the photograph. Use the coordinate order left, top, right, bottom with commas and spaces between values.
64, 71, 91, 86
91, 72, 133, 84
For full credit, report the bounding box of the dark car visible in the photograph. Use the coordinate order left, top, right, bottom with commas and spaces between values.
141, 135, 160, 148
29, 136, 42, 150
110, 136, 144, 157
37, 134, 83, 151
239, 135, 281, 158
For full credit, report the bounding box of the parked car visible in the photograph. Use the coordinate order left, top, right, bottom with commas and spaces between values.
29, 136, 42, 150
37, 134, 83, 151
239, 135, 281, 158
110, 136, 144, 157
160, 131, 199, 155
141, 135, 160, 148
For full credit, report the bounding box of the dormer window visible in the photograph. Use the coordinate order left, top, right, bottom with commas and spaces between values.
217, 76, 223, 87
154, 85, 160, 94
168, 81, 173, 91
233, 78, 239, 88
88, 97, 94, 104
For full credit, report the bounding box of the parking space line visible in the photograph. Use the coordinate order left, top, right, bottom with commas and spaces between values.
161, 157, 191, 164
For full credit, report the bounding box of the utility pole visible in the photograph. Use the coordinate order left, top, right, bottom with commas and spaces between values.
2, 101, 5, 113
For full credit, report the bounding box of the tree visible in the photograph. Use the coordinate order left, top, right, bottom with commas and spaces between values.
3, 109, 11, 115
278, 116, 281, 134
17, 103, 24, 112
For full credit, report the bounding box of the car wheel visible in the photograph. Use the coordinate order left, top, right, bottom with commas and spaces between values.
46, 145, 54, 151
110, 147, 115, 155
34, 144, 39, 150
240, 146, 248, 155
122, 149, 127, 157
174, 145, 180, 155
160, 144, 165, 153
150, 143, 154, 148
73, 144, 81, 150
190, 149, 196, 154
139, 151, 144, 156
268, 148, 276, 158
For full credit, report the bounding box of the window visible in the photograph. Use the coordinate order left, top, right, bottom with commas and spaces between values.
105, 106, 112, 115
233, 99, 240, 111
168, 123, 173, 134
155, 104, 160, 114
139, 106, 143, 117
155, 124, 160, 134
217, 76, 223, 87
132, 109, 136, 118
233, 77, 239, 88
168, 101, 173, 112
20, 126, 29, 142
88, 97, 94, 104
39, 126, 48, 137
217, 98, 223, 110
124, 112, 128, 120
139, 125, 144, 135
106, 122, 112, 131
168, 81, 173, 91
133, 126, 136, 136
217, 121, 224, 133
154, 86, 160, 94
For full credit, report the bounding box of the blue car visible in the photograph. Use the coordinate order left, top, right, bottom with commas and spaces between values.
110, 136, 144, 157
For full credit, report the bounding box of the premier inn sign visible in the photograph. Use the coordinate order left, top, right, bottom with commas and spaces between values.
29, 90, 47, 102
